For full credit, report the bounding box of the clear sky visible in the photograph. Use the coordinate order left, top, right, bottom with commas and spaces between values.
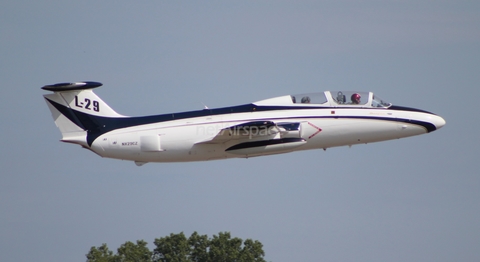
1, 1, 479, 261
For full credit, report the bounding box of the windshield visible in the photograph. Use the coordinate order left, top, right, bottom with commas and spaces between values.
372, 95, 392, 108
331, 91, 369, 105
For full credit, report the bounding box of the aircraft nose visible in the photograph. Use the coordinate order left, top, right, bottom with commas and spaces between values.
429, 114, 446, 130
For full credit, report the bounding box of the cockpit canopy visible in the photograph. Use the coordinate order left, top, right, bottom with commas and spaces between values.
255, 91, 392, 108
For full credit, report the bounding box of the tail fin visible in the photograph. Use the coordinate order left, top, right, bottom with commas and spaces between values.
42, 82, 125, 147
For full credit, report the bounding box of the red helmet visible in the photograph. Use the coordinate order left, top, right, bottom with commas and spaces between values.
351, 93, 361, 102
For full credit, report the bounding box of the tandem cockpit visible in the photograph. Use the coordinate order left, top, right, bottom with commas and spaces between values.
254, 91, 392, 108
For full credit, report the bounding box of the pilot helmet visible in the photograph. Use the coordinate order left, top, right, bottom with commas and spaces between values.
351, 93, 361, 103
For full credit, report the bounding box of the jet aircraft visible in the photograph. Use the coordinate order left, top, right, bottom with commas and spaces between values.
42, 82, 445, 166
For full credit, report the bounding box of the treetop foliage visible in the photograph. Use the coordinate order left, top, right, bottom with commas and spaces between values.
86, 232, 267, 262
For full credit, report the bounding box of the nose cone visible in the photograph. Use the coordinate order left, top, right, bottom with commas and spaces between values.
431, 114, 446, 130
389, 105, 445, 133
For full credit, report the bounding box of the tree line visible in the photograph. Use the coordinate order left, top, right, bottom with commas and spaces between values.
86, 231, 267, 262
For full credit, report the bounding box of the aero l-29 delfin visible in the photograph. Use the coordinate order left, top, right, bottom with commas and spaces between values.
42, 82, 445, 166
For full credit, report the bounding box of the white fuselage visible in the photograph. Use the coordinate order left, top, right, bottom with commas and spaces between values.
42, 84, 445, 165
90, 107, 444, 163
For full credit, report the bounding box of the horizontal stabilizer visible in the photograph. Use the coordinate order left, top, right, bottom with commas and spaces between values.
42, 82, 102, 92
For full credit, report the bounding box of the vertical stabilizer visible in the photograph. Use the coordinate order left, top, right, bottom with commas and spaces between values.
42, 82, 125, 147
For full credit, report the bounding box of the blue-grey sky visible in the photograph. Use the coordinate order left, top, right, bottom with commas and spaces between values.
1, 1, 479, 261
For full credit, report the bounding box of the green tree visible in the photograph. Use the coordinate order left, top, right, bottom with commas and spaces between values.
208, 232, 243, 262
188, 232, 209, 262
153, 232, 266, 262
86, 243, 115, 262
116, 240, 152, 262
153, 232, 190, 262
239, 239, 265, 261
87, 232, 267, 262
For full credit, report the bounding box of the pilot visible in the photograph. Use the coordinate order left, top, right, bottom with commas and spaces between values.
301, 96, 311, 103
351, 93, 361, 104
